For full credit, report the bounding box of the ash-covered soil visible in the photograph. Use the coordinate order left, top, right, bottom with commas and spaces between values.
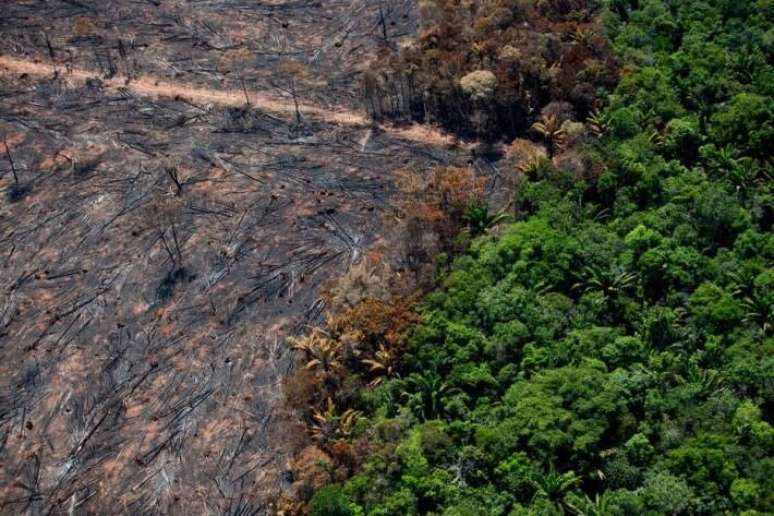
1, 0, 417, 108
0, 1, 499, 514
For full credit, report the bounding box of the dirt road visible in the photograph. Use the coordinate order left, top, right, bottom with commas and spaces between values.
0, 54, 456, 147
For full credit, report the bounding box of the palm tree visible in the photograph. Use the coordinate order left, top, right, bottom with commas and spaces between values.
400, 372, 458, 421
530, 114, 566, 157
675, 362, 726, 398
309, 397, 360, 442
573, 264, 637, 298
572, 264, 638, 323
731, 271, 771, 335
572, 27, 597, 47
361, 343, 398, 386
741, 292, 771, 335
729, 157, 769, 194
518, 156, 556, 180
566, 493, 614, 516
462, 204, 513, 237
531, 468, 581, 510
290, 328, 342, 373
586, 109, 609, 138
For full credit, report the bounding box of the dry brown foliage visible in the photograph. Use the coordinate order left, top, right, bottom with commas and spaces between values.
283, 367, 320, 414
73, 16, 98, 36
281, 164, 484, 508
396, 165, 486, 261
324, 260, 391, 315
282, 445, 334, 505
507, 138, 548, 163
363, 0, 618, 139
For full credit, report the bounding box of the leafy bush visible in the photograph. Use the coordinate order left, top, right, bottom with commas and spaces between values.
309, 486, 355, 516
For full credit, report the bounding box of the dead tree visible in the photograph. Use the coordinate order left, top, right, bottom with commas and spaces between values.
3, 138, 30, 202
141, 196, 189, 300
220, 48, 255, 107
275, 61, 312, 129
165, 165, 184, 196
378, 1, 388, 40
160, 220, 184, 270
155, 200, 186, 270
3, 138, 18, 186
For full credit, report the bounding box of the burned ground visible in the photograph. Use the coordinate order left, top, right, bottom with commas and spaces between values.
1, 0, 418, 109
0, 1, 501, 514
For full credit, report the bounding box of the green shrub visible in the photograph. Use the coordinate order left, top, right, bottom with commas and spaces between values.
309, 486, 355, 516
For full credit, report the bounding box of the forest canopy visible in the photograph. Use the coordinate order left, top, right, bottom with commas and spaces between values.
301, 0, 773, 514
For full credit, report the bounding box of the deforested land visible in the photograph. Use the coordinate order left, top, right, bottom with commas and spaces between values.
0, 1, 771, 515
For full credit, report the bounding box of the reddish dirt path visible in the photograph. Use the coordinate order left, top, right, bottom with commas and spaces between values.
0, 54, 457, 147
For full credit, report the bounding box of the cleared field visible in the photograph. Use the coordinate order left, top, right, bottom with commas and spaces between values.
0, 1, 490, 513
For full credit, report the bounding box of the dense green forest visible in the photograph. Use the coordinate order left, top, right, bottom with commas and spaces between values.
301, 0, 773, 514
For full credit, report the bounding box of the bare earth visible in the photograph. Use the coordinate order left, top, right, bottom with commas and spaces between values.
0, 1, 489, 514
